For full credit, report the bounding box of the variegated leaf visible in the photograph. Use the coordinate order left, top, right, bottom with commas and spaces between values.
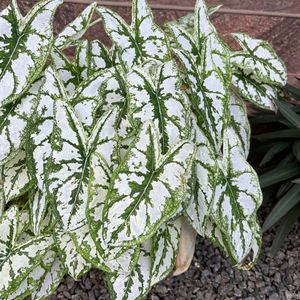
16, 209, 30, 241
31, 255, 66, 300
55, 3, 97, 50
54, 230, 91, 280
51, 48, 84, 97
76, 40, 113, 76
0, 0, 62, 106
165, 5, 221, 37
232, 72, 278, 111
52, 40, 113, 98
2, 148, 32, 203
169, 0, 230, 151
84, 151, 139, 273
211, 127, 263, 263
96, 0, 170, 70
0, 235, 54, 297
0, 79, 41, 165
106, 241, 152, 300
47, 99, 88, 231
29, 189, 48, 236
0, 206, 19, 261
231, 33, 287, 86
0, 182, 4, 217
229, 93, 251, 158
128, 60, 191, 154
150, 219, 181, 285
27, 67, 66, 192
70, 68, 115, 130
5, 250, 56, 300
102, 122, 195, 247
47, 101, 120, 231
185, 115, 218, 236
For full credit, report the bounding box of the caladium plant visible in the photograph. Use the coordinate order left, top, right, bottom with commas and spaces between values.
0, 0, 287, 299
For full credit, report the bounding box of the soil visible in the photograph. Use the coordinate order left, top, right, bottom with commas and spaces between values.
48, 207, 300, 300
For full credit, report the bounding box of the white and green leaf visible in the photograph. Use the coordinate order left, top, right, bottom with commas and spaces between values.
229, 93, 251, 158
0, 79, 41, 165
0, 235, 54, 298
54, 3, 98, 50
96, 0, 170, 70
150, 219, 181, 285
102, 122, 195, 247
0, 206, 19, 261
5, 250, 56, 300
54, 229, 91, 280
185, 115, 218, 236
27, 67, 66, 192
106, 241, 152, 300
29, 189, 48, 236
31, 255, 66, 300
211, 127, 263, 263
232, 71, 278, 111
231, 33, 287, 86
128, 60, 191, 154
2, 149, 32, 203
0, 0, 62, 106
47, 99, 88, 231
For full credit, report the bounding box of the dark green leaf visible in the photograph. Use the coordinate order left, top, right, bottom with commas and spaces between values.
260, 164, 300, 188
263, 184, 300, 231
270, 202, 300, 256
259, 142, 290, 166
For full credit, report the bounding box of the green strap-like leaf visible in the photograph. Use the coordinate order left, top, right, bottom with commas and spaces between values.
102, 122, 195, 247
54, 229, 91, 280
0, 235, 54, 298
0, 0, 62, 107
54, 3, 97, 50
2, 149, 32, 203
96, 0, 170, 70
0, 79, 41, 165
231, 33, 287, 86
232, 72, 278, 111
0, 206, 19, 261
128, 60, 191, 154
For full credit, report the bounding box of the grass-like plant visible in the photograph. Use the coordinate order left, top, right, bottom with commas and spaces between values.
0, 0, 287, 299
251, 85, 300, 255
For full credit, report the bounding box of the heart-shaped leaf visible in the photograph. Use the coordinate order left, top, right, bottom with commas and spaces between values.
0, 0, 62, 107
128, 60, 191, 154
96, 0, 170, 70
102, 122, 195, 247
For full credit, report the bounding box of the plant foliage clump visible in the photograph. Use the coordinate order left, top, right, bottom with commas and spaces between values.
0, 0, 287, 299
